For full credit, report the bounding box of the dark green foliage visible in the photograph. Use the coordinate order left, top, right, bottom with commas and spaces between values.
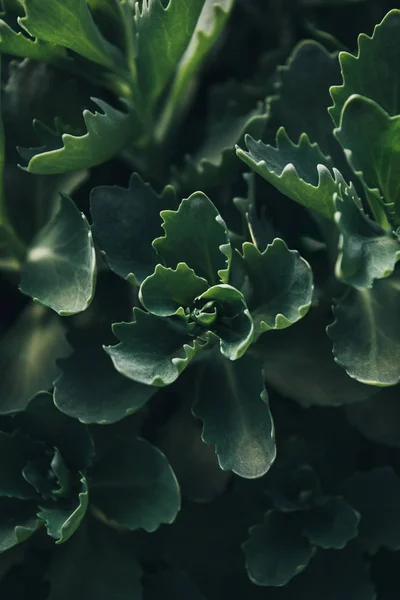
1, 1, 400, 598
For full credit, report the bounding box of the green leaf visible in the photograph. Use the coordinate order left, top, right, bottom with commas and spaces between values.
334, 181, 400, 288
174, 83, 267, 192
0, 304, 70, 414
20, 195, 96, 316
0, 431, 41, 499
156, 0, 234, 141
265, 464, 322, 512
192, 354, 276, 478
243, 510, 315, 586
0, 19, 68, 63
197, 285, 254, 359
19, 99, 138, 174
237, 129, 342, 220
257, 307, 377, 407
302, 496, 359, 549
140, 263, 209, 317
46, 519, 143, 600
346, 387, 400, 448
153, 192, 231, 285
135, 0, 205, 104
90, 174, 177, 284
271, 545, 376, 600
38, 476, 88, 543
329, 9, 400, 126
0, 497, 40, 552
90, 438, 180, 532
105, 308, 205, 387
267, 41, 345, 168
341, 467, 400, 554
335, 95, 400, 222
327, 275, 400, 386
54, 334, 156, 425
19, 0, 121, 69
240, 239, 313, 337
15, 392, 93, 471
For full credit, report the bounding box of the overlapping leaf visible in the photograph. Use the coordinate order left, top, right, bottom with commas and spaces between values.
90, 437, 180, 532
237, 129, 342, 220
105, 308, 204, 387
20, 194, 96, 316
153, 192, 231, 285
335, 95, 400, 222
19, 99, 139, 174
192, 353, 276, 478
334, 181, 400, 288
239, 238, 313, 336
329, 9, 400, 126
328, 274, 400, 386
91, 174, 176, 285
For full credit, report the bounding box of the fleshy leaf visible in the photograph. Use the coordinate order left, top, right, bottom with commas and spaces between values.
240, 239, 313, 337
38, 476, 89, 544
335, 95, 400, 222
20, 194, 96, 316
14, 392, 93, 471
0, 304, 70, 414
334, 181, 400, 288
0, 19, 68, 63
0, 431, 41, 499
302, 496, 359, 550
329, 9, 400, 126
341, 467, 400, 554
192, 353, 276, 478
46, 520, 143, 600
0, 498, 40, 552
346, 387, 400, 448
267, 41, 345, 168
135, 0, 205, 104
105, 308, 204, 387
90, 174, 177, 284
327, 275, 400, 386
157, 0, 234, 139
19, 99, 138, 174
237, 129, 342, 220
54, 334, 156, 425
264, 464, 322, 512
243, 510, 315, 586
197, 285, 254, 359
90, 438, 180, 532
176, 81, 267, 191
19, 0, 121, 69
153, 192, 231, 285
140, 263, 209, 316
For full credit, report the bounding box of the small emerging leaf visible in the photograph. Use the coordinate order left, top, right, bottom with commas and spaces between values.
140, 263, 209, 317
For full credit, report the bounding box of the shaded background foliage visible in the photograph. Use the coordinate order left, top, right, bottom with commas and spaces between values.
1, 0, 400, 598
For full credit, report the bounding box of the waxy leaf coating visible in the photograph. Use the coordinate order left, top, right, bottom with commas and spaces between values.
90, 437, 180, 532
20, 194, 96, 316
153, 191, 231, 285
240, 238, 313, 336
192, 353, 276, 478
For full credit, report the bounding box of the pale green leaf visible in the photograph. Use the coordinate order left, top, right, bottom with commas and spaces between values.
20, 194, 96, 316
192, 353, 276, 478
